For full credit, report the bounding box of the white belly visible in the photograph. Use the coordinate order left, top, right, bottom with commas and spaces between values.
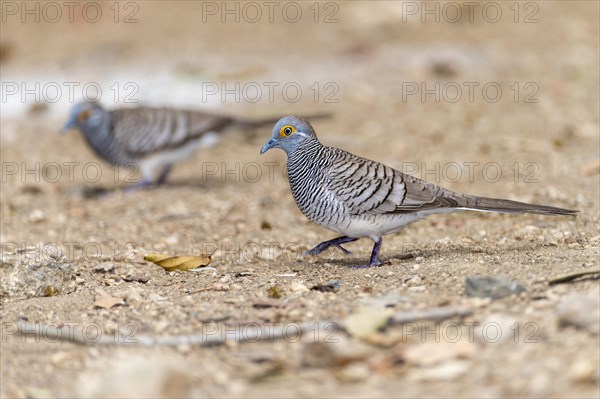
137, 132, 220, 180
320, 213, 426, 240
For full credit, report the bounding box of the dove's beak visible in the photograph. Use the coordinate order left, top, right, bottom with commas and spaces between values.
260, 138, 277, 154
61, 116, 77, 134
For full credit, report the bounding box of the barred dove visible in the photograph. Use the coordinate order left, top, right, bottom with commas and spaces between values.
63, 102, 327, 189
260, 116, 577, 268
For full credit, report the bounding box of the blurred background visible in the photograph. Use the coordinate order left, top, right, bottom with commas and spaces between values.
2, 1, 598, 191
1, 1, 599, 398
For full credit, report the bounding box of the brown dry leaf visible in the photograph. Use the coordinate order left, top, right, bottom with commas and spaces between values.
144, 253, 211, 271
93, 288, 124, 309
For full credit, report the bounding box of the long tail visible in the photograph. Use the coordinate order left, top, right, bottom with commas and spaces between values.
461, 195, 578, 216
232, 112, 332, 128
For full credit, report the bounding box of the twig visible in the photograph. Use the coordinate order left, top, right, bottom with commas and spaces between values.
14, 307, 471, 347
390, 307, 472, 324
548, 269, 600, 285
15, 321, 343, 347
157, 212, 206, 222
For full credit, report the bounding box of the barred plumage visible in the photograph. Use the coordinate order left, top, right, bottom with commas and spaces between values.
261, 116, 578, 268
63, 102, 327, 188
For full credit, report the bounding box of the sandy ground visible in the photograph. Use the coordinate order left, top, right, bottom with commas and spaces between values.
1, 1, 599, 398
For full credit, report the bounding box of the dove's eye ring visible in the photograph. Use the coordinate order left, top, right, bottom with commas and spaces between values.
280, 125, 296, 137
78, 109, 91, 123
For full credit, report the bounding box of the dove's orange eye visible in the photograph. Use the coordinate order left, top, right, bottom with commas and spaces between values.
78, 109, 91, 123
280, 125, 296, 137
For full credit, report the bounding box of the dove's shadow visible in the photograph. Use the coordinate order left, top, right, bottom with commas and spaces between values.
70, 174, 244, 199
307, 243, 496, 269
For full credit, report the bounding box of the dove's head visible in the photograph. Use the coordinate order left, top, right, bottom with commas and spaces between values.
260, 116, 318, 155
62, 101, 107, 134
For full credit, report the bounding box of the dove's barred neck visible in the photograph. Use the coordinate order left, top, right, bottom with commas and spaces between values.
286, 137, 390, 229
287, 138, 337, 224
81, 111, 124, 164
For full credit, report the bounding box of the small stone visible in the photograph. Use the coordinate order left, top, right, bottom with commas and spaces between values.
93, 262, 115, 273
335, 363, 370, 382
176, 344, 193, 354
290, 282, 309, 292
50, 351, 72, 366
404, 339, 476, 366
28, 209, 45, 223
360, 293, 408, 308
569, 359, 599, 383
410, 360, 470, 381
311, 281, 340, 292
465, 276, 525, 299
77, 354, 194, 397
406, 275, 423, 286
260, 220, 272, 230
164, 234, 178, 245
124, 288, 143, 304
475, 314, 519, 344
556, 291, 600, 334
123, 275, 148, 284
362, 331, 405, 348
469, 297, 492, 308
21, 185, 43, 195
302, 337, 371, 368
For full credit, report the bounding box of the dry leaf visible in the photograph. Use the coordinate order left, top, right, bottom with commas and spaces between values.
93, 288, 124, 309
144, 253, 211, 271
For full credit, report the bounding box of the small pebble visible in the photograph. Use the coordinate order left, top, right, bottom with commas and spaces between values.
302, 337, 371, 368
290, 282, 309, 292
556, 291, 600, 334
28, 209, 45, 223
335, 363, 370, 382
410, 361, 470, 382
93, 262, 115, 273
465, 276, 525, 299
569, 359, 599, 383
